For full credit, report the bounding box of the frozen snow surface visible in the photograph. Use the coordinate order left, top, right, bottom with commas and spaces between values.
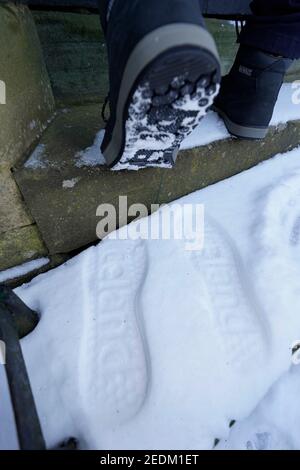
3, 145, 299, 450
62, 177, 80, 189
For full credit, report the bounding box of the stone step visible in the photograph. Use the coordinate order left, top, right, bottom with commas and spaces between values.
14, 103, 300, 255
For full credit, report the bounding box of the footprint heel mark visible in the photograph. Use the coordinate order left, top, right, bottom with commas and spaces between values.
256, 173, 300, 254
192, 217, 268, 372
252, 172, 300, 347
79, 239, 149, 425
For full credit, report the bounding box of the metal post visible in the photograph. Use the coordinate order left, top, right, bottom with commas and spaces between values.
0, 287, 46, 450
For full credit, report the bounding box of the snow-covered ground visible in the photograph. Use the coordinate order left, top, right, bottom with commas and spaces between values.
2, 81, 300, 450
2, 144, 300, 450
217, 366, 300, 450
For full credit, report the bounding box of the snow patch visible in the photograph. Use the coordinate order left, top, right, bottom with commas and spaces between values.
75, 130, 106, 167
62, 178, 80, 189
29, 120, 37, 130
25, 144, 48, 169
181, 83, 300, 151
0, 258, 50, 283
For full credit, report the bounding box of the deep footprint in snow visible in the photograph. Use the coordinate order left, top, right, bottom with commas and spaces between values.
256, 171, 300, 257
79, 238, 149, 425
192, 217, 268, 372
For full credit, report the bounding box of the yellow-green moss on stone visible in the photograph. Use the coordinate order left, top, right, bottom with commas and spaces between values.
0, 224, 47, 271
0, 165, 32, 234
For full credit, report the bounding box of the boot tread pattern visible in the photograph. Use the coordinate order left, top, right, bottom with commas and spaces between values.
112, 49, 220, 170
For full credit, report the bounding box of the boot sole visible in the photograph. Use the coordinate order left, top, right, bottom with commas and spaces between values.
102, 24, 220, 170
213, 105, 268, 140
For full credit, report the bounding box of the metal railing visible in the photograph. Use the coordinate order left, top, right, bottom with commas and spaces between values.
0, 285, 77, 450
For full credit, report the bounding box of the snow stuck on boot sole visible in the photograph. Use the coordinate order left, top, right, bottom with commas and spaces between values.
112, 80, 219, 171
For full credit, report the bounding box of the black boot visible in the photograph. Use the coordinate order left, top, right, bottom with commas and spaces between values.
99, 0, 220, 170
214, 45, 292, 140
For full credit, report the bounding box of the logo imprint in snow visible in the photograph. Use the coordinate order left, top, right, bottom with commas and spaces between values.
79, 239, 149, 425
192, 218, 268, 371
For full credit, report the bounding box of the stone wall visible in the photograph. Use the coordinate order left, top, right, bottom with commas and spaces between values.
0, 4, 55, 170
0, 4, 54, 271
32, 13, 300, 108
33, 10, 108, 106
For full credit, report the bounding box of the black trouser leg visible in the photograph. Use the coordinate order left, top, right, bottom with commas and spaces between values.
98, 0, 110, 33
239, 0, 300, 59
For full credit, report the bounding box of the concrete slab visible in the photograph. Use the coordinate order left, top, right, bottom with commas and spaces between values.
14, 103, 300, 255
